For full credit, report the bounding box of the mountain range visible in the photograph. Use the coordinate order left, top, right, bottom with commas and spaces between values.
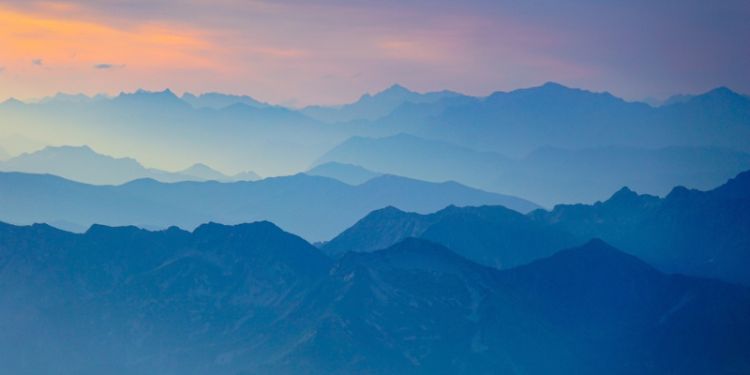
0, 145, 260, 185
181, 92, 269, 109
323, 169, 750, 286
0, 88, 344, 176
306, 162, 383, 185
323, 204, 576, 270
0, 220, 747, 374
3, 82, 748, 181
300, 84, 465, 123
377, 83, 750, 156
0, 171, 537, 241
317, 133, 750, 205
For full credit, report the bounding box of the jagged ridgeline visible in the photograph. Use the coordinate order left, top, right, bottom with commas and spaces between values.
3, 0, 749, 373
2, 83, 749, 206
1, 170, 750, 374
1, 222, 749, 374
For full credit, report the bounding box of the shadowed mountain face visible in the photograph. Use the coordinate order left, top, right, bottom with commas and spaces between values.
325, 170, 750, 285
0, 145, 252, 185
323, 205, 576, 269
0, 221, 331, 375
0, 171, 538, 241
531, 170, 750, 285
1, 226, 748, 375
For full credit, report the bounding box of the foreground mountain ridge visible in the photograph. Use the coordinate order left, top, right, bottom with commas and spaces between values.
0, 219, 748, 374
325, 170, 750, 285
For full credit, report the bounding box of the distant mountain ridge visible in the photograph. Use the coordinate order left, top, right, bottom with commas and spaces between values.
0, 170, 538, 241
0, 145, 259, 185
317, 133, 750, 206
2, 82, 748, 179
181, 92, 268, 109
306, 162, 382, 185
0, 88, 335, 176
301, 83, 467, 123
375, 83, 750, 156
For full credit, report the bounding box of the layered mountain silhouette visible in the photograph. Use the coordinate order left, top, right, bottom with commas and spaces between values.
315, 133, 510, 188
0, 220, 331, 374
306, 162, 382, 185
301, 84, 466, 123
2, 83, 748, 178
323, 205, 576, 269
318, 133, 750, 206
0, 145, 258, 185
181, 92, 268, 109
0, 222, 747, 374
178, 163, 260, 182
378, 83, 750, 156
0, 171, 538, 241
2, 74, 748, 375
325, 170, 750, 285
530, 170, 750, 285
0, 88, 342, 176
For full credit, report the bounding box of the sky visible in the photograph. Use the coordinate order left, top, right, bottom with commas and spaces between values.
0, 0, 748, 106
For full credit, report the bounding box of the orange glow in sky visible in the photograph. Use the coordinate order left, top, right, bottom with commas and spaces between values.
0, 5, 227, 100
0, 0, 748, 105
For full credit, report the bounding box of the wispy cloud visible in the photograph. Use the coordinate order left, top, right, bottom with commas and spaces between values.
93, 63, 125, 70
32, 58, 43, 66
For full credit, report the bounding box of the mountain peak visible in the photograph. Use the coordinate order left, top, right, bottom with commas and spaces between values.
511, 239, 661, 283
705, 169, 750, 200
1, 97, 25, 106
688, 86, 748, 105
381, 83, 412, 94
576, 238, 618, 253
192, 221, 305, 247
561, 239, 654, 271
85, 223, 146, 237
134, 88, 175, 95
368, 205, 408, 217
183, 163, 216, 173
180, 91, 267, 109
178, 163, 227, 181
345, 237, 480, 275
37, 144, 92, 153
115, 88, 186, 106
540, 81, 569, 90
193, 220, 282, 236
705, 86, 738, 97
609, 186, 638, 200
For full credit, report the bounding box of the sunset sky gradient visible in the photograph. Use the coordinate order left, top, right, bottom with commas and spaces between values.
0, 0, 748, 105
